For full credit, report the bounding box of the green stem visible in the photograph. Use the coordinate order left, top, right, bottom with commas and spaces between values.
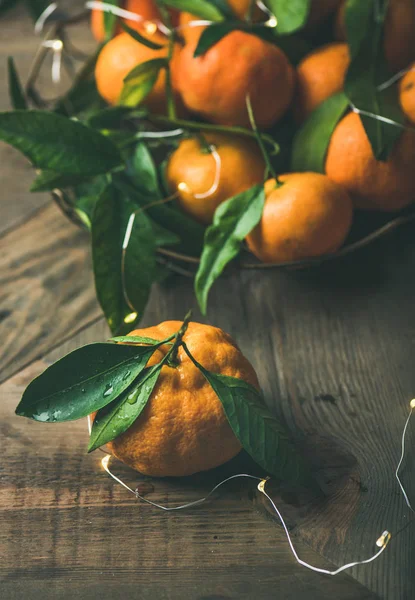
165, 14, 177, 120
166, 310, 193, 367
148, 115, 280, 154
245, 96, 283, 187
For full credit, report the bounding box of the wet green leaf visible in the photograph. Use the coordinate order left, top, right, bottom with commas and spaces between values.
15, 342, 161, 422
88, 364, 162, 451
195, 185, 265, 314
7, 57, 27, 110
0, 110, 122, 175
291, 92, 349, 173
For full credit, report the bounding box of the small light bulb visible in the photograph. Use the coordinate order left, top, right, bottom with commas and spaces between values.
178, 181, 190, 192
410, 399, 415, 409
101, 455, 111, 470
52, 39, 63, 51
257, 478, 269, 493
265, 16, 278, 28
144, 20, 158, 35
124, 312, 138, 324
376, 531, 391, 548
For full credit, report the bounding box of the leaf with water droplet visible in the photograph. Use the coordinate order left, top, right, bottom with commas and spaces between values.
88, 364, 163, 452
15, 342, 164, 422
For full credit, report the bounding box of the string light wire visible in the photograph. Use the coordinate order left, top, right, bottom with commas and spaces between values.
34, 2, 58, 34
99, 454, 391, 574
395, 400, 415, 513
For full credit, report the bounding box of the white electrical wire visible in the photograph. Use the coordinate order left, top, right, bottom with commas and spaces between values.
100, 454, 391, 573
34, 2, 58, 34
395, 400, 415, 513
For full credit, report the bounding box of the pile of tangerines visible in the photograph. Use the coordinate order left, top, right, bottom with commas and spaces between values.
92, 0, 415, 264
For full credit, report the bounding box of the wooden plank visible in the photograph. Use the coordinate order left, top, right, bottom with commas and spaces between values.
0, 202, 100, 382
0, 326, 377, 600
1, 203, 414, 598
0, 3, 95, 235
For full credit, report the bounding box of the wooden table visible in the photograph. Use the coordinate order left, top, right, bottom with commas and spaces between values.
1, 6, 414, 600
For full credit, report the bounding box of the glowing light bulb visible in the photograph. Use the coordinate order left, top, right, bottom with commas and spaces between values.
101, 455, 111, 470
410, 399, 415, 409
124, 312, 138, 324
265, 16, 278, 28
144, 20, 158, 35
376, 531, 391, 548
178, 181, 190, 192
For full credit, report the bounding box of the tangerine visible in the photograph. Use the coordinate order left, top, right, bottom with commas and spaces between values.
166, 132, 266, 225
95, 31, 171, 111
104, 321, 259, 477
246, 173, 353, 263
294, 43, 350, 122
172, 30, 295, 128
325, 112, 415, 211
399, 63, 415, 123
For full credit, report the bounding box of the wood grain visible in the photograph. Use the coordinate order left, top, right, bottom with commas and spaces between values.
0, 202, 100, 382
1, 5, 415, 600
0, 328, 377, 600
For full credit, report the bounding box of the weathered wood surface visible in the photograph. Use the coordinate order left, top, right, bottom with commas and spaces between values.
1, 5, 415, 600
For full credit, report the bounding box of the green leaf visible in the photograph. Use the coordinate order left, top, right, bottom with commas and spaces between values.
183, 344, 313, 487
54, 46, 104, 117
119, 58, 167, 107
130, 141, 163, 197
195, 184, 265, 314
120, 21, 164, 49
7, 57, 27, 110
110, 335, 171, 345
291, 92, 349, 173
88, 106, 137, 129
30, 170, 89, 192
265, 0, 311, 34
161, 0, 225, 21
103, 0, 119, 39
88, 364, 162, 451
344, 0, 404, 160
114, 175, 205, 256
0, 110, 122, 175
70, 175, 108, 228
15, 342, 161, 422
91, 183, 157, 334
55, 79, 103, 118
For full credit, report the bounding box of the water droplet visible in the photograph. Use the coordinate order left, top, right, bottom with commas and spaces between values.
123, 370, 131, 381
127, 390, 137, 404
103, 384, 114, 398
81, 388, 86, 393
35, 411, 51, 422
